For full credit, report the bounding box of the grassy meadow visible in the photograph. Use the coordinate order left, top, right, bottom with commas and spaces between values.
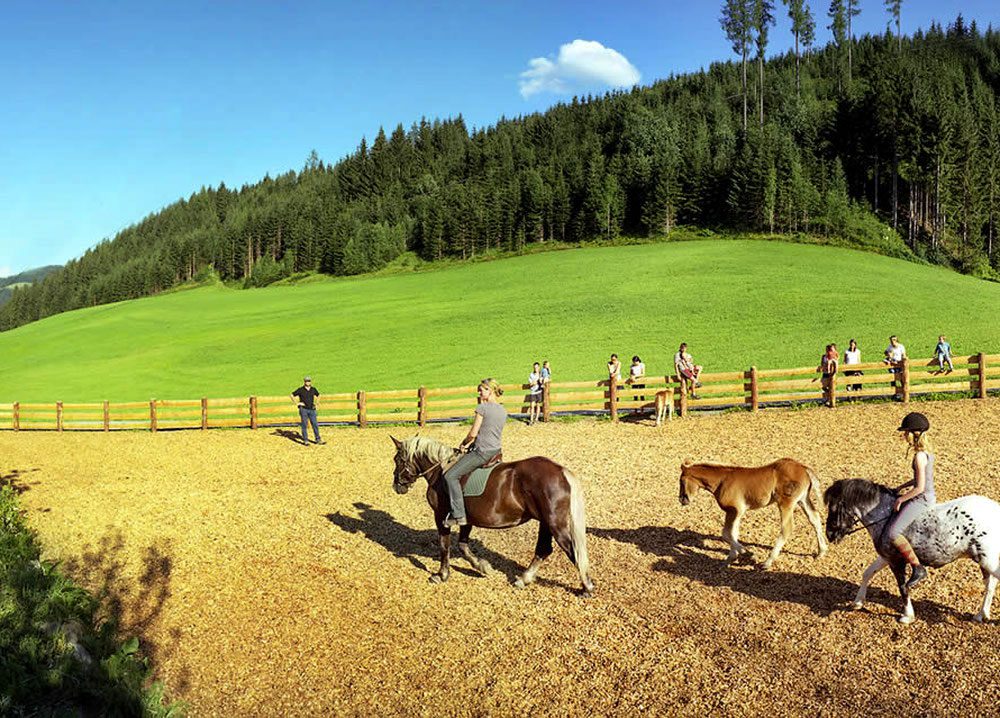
1, 239, 999, 403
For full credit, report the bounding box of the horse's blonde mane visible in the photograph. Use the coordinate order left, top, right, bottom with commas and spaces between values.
402, 435, 454, 464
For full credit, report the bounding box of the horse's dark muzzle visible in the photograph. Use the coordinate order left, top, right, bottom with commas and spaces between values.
393, 483, 409, 495
680, 495, 690, 506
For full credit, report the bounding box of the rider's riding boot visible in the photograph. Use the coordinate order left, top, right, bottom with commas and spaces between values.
443, 513, 467, 528
906, 564, 928, 589
892, 535, 926, 589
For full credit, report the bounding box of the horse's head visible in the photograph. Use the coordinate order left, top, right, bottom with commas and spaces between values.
823, 478, 885, 543
679, 460, 697, 506
391, 436, 419, 495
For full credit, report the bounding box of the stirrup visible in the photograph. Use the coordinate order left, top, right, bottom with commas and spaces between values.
443, 514, 467, 528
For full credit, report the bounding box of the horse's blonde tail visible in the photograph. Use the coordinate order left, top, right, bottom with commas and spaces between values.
564, 469, 591, 587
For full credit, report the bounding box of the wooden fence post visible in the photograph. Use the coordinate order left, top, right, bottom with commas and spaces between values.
749, 367, 759, 412
150, 399, 157, 432
418, 387, 427, 427
979, 352, 988, 399
201, 398, 208, 430
103, 400, 110, 432
56, 402, 63, 432
542, 382, 551, 423
12, 402, 19, 431
830, 372, 838, 408
679, 380, 688, 418
250, 396, 258, 429
900, 359, 910, 404
608, 379, 618, 423
357, 390, 367, 428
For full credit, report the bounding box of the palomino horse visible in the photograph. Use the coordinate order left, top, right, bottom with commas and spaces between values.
679, 459, 827, 569
390, 436, 594, 595
825, 478, 1000, 624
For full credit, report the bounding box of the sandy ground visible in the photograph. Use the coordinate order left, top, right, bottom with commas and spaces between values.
4, 400, 1000, 717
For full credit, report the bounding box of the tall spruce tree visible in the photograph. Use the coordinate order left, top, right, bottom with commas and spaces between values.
783, 0, 816, 96
721, 0, 754, 131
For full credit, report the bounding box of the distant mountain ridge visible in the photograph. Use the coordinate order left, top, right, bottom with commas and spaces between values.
0, 265, 62, 308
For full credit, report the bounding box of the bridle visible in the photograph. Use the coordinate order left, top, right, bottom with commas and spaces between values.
394, 456, 446, 489
842, 509, 893, 537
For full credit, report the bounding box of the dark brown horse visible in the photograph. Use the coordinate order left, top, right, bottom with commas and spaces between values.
391, 436, 593, 595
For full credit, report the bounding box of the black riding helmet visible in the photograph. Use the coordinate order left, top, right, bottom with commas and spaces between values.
898, 412, 930, 433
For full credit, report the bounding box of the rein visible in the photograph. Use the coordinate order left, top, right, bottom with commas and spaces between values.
843, 512, 892, 537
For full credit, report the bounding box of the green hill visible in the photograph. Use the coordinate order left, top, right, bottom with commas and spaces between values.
0, 265, 62, 308
0, 240, 998, 403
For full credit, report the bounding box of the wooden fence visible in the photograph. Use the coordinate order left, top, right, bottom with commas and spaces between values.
1, 353, 998, 432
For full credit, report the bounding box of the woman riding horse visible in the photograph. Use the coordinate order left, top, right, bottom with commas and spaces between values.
887, 411, 936, 590
442, 378, 507, 528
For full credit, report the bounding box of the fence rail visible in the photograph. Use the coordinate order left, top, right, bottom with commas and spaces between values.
2, 353, 999, 432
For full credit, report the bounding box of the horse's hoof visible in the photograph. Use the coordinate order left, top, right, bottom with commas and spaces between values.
759, 560, 774, 571
850, 601, 864, 611
429, 573, 446, 584
897, 614, 914, 625
973, 613, 986, 623
478, 561, 491, 575
514, 578, 526, 589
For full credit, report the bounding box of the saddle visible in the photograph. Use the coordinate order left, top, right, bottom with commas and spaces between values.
442, 451, 503, 497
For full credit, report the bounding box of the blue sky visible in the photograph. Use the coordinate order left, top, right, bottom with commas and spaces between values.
2, 0, 997, 277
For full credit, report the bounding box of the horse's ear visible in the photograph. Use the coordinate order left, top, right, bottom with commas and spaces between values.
681, 458, 693, 469
390, 435, 403, 449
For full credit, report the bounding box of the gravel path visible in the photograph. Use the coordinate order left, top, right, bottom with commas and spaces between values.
4, 399, 1000, 716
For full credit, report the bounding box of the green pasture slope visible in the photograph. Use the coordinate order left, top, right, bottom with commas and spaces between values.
1, 240, 999, 403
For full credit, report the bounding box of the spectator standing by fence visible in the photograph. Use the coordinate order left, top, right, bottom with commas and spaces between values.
674, 343, 702, 400
819, 344, 839, 407
884, 335, 907, 397
935, 335, 954, 373
627, 355, 646, 402
608, 354, 621, 385
844, 339, 863, 391
527, 362, 543, 425
291, 376, 324, 446
541, 360, 551, 386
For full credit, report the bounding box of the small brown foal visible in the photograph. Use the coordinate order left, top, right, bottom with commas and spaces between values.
679, 458, 828, 569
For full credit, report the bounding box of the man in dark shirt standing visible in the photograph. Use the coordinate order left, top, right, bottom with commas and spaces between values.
291, 376, 324, 445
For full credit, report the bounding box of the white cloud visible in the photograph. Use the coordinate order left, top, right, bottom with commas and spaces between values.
519, 39, 641, 98
0, 266, 11, 280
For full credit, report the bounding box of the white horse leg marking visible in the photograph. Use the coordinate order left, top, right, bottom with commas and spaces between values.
722, 509, 742, 564
458, 542, 490, 575
853, 557, 888, 609
515, 555, 548, 588
899, 596, 915, 624
975, 569, 996, 623
763, 503, 794, 570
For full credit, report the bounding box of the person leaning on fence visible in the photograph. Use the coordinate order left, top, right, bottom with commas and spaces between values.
607, 354, 622, 386
291, 376, 325, 446
934, 335, 954, 373
818, 344, 839, 407
541, 360, 551, 385
627, 355, 646, 402
442, 379, 507, 528
674, 343, 702, 399
527, 362, 543, 425
843, 338, 863, 392
884, 335, 908, 396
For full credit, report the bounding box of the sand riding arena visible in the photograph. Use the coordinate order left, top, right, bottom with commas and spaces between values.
5, 398, 1000, 716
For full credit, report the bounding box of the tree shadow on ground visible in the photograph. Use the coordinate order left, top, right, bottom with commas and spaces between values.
271, 429, 307, 445
591, 525, 959, 623
326, 502, 575, 591
62, 531, 190, 694
1, 468, 40, 495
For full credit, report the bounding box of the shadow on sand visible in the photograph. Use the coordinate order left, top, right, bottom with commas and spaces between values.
326, 502, 575, 591
1, 468, 40, 495
62, 530, 190, 694
271, 429, 307, 445
591, 524, 960, 622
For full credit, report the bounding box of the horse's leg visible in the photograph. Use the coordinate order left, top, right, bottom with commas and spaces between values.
798, 496, 828, 559
974, 567, 997, 623
722, 507, 750, 565
852, 556, 888, 609
762, 501, 794, 570
429, 529, 452, 584
890, 560, 915, 624
457, 525, 490, 576
515, 523, 553, 589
